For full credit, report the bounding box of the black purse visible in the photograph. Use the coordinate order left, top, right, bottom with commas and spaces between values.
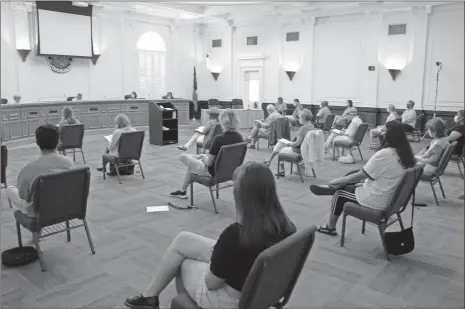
383, 189, 416, 256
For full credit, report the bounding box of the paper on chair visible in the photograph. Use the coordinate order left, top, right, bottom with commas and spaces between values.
164, 107, 173, 111
331, 129, 343, 135
104, 135, 112, 142
146, 206, 170, 212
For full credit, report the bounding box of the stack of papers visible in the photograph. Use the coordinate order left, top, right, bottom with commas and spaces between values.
104, 135, 112, 142
162, 126, 169, 131
331, 129, 343, 135
164, 107, 173, 111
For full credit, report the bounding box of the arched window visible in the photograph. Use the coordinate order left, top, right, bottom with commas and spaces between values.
137, 32, 166, 98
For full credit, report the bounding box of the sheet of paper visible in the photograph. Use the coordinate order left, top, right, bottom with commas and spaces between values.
331, 129, 343, 135
146, 206, 170, 212
162, 126, 169, 131
164, 107, 173, 111
104, 135, 112, 142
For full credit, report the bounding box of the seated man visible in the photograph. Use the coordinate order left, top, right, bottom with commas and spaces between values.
170, 109, 243, 199
162, 92, 174, 99
245, 104, 282, 149
401, 100, 417, 132
177, 107, 220, 151
315, 100, 331, 129
6, 125, 75, 218
324, 111, 363, 154
274, 97, 287, 115
264, 109, 314, 176
333, 100, 357, 128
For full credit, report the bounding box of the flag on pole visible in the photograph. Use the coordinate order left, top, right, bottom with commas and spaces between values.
192, 67, 198, 112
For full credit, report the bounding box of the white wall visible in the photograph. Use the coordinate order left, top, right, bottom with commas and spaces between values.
0, 3, 196, 102
195, 3, 464, 111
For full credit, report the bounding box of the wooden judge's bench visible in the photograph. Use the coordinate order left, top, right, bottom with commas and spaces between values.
0, 99, 191, 142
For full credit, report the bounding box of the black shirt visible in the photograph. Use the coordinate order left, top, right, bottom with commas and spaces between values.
208, 131, 243, 176
210, 222, 290, 292
451, 125, 465, 156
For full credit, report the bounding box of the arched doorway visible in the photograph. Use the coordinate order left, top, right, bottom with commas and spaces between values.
137, 31, 166, 98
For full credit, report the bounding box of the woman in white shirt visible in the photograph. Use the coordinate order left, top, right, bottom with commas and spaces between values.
415, 117, 449, 174
309, 121, 416, 236
97, 114, 136, 176
369, 104, 398, 145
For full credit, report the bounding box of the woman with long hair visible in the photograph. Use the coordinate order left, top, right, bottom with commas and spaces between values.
124, 162, 296, 309
59, 106, 80, 126
310, 121, 415, 236
333, 99, 358, 128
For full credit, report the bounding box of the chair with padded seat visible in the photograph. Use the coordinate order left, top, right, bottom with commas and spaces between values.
277, 150, 317, 184
406, 114, 424, 142
231, 98, 243, 109
58, 124, 86, 163
207, 98, 220, 108
333, 123, 369, 162
449, 145, 464, 179
257, 117, 290, 151
102, 131, 146, 184
341, 165, 424, 261
196, 124, 223, 154
1, 145, 7, 189
420, 141, 457, 206
11, 167, 95, 271
170, 226, 317, 309
190, 142, 247, 213
317, 114, 336, 135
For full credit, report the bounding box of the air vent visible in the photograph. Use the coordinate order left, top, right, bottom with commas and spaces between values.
388, 24, 407, 35
286, 32, 299, 42
246, 36, 258, 46
212, 39, 222, 48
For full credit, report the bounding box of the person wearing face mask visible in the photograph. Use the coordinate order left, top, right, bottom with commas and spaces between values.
415, 118, 449, 173
285, 99, 303, 124
448, 109, 465, 156
315, 101, 331, 129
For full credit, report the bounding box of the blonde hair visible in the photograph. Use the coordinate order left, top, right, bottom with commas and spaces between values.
388, 104, 398, 117
115, 114, 131, 129
267, 104, 277, 113
62, 106, 78, 124
426, 117, 447, 138
299, 109, 313, 122
218, 109, 239, 131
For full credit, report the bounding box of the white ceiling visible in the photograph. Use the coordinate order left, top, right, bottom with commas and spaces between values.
96, 1, 458, 24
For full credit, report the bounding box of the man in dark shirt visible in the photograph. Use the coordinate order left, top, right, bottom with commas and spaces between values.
448, 110, 465, 156
170, 109, 243, 199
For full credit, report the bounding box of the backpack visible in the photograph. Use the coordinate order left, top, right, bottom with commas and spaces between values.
109, 160, 135, 175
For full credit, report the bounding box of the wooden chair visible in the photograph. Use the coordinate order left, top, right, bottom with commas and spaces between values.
190, 142, 247, 213
196, 124, 223, 154
420, 142, 457, 206
12, 167, 95, 271
58, 124, 86, 163
341, 165, 424, 261
333, 123, 369, 162
170, 226, 317, 309
1, 145, 7, 188
102, 131, 146, 184
407, 114, 424, 142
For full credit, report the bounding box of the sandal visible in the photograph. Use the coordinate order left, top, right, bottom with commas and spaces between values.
274, 172, 285, 177
317, 224, 338, 236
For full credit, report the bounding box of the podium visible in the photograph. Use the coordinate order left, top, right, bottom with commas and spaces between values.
149, 101, 178, 145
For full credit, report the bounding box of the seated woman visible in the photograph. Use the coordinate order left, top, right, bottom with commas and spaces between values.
245, 104, 282, 149
285, 99, 303, 124
58, 106, 80, 126
170, 109, 243, 199
264, 109, 314, 176
369, 104, 398, 146
97, 114, 136, 176
415, 118, 449, 173
333, 100, 357, 128
125, 161, 296, 309
178, 107, 220, 151
309, 121, 415, 236
448, 109, 465, 156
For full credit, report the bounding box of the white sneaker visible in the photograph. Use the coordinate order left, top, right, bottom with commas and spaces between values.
338, 154, 355, 164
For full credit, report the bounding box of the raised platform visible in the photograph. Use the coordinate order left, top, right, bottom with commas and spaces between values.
0, 127, 463, 308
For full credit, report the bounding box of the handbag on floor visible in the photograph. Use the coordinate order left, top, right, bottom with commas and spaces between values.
383, 182, 416, 256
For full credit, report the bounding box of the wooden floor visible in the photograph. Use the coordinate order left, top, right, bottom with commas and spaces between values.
1, 124, 464, 309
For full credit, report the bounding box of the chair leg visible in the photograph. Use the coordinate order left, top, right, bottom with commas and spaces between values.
190, 183, 194, 206
430, 182, 440, 206
103, 163, 106, 180
16, 221, 23, 247
66, 220, 71, 242
312, 168, 316, 178
377, 224, 391, 261
458, 162, 464, 179
340, 213, 347, 247
438, 177, 446, 198
138, 160, 145, 179
396, 213, 405, 230
81, 149, 86, 164
216, 184, 219, 199
33, 232, 46, 271
332, 145, 336, 161
358, 146, 363, 161
83, 219, 96, 254
114, 164, 122, 184
257, 139, 260, 151
73, 149, 76, 162
277, 159, 281, 179
208, 187, 219, 214
362, 220, 366, 234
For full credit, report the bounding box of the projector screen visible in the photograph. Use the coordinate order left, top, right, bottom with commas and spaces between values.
36, 2, 93, 58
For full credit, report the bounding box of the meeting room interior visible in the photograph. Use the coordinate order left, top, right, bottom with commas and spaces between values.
0, 1, 464, 308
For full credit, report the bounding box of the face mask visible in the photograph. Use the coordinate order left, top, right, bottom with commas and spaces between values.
454, 115, 462, 123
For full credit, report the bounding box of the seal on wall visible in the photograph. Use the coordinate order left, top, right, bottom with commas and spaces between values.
46, 56, 72, 73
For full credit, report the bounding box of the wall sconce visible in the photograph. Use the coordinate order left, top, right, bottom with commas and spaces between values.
209, 64, 222, 81
17, 48, 31, 62
388, 69, 401, 81
91, 54, 100, 65
285, 71, 296, 81
211, 72, 220, 81
383, 57, 407, 81
282, 62, 300, 81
